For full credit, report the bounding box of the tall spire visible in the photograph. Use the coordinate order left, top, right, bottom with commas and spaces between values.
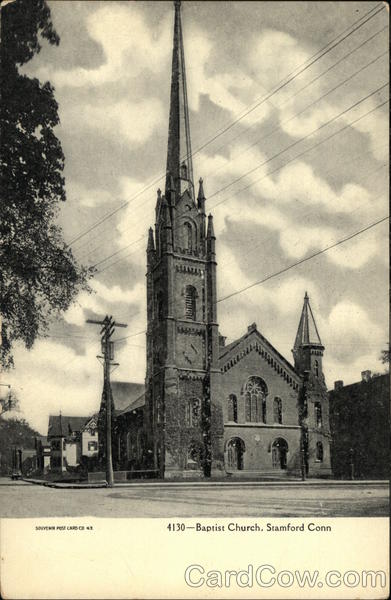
166, 0, 194, 201
293, 292, 323, 351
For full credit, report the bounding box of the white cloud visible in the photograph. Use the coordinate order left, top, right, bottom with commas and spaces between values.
61, 98, 164, 146
36, 4, 171, 88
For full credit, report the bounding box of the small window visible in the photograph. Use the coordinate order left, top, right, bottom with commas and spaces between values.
184, 285, 196, 320
316, 441, 324, 462
186, 398, 200, 427
228, 394, 238, 423
273, 397, 282, 424
314, 402, 322, 428
314, 360, 319, 377
88, 441, 98, 452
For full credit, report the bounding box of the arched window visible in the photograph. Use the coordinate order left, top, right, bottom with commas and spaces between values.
184, 285, 196, 320
244, 377, 267, 423
227, 394, 238, 423
184, 222, 193, 251
314, 360, 319, 377
316, 441, 324, 462
314, 402, 322, 428
186, 398, 200, 427
273, 397, 282, 424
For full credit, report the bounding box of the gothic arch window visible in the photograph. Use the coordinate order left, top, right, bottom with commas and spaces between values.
184, 285, 197, 320
273, 397, 282, 424
314, 402, 322, 428
184, 222, 193, 251
314, 360, 319, 377
244, 376, 267, 423
316, 441, 324, 462
227, 394, 238, 423
186, 398, 200, 427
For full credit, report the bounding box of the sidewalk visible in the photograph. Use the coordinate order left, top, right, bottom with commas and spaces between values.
15, 477, 389, 490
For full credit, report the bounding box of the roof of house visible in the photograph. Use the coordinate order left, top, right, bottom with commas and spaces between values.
111, 381, 145, 413
48, 415, 90, 437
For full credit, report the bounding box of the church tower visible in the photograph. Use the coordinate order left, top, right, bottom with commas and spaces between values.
293, 293, 332, 476
145, 1, 224, 478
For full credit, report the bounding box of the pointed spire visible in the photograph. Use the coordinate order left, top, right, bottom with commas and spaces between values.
294, 292, 322, 351
207, 213, 215, 238
166, 0, 194, 200
197, 177, 206, 211
147, 227, 155, 253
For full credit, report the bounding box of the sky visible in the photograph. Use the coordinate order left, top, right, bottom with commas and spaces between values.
3, 0, 389, 433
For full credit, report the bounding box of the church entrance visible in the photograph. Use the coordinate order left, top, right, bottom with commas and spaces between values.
226, 437, 245, 470
272, 438, 288, 470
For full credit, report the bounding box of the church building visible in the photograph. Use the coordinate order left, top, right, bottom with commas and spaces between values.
110, 1, 332, 479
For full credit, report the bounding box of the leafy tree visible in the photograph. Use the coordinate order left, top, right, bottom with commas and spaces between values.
0, 415, 40, 474
0, 0, 93, 368
0, 387, 19, 416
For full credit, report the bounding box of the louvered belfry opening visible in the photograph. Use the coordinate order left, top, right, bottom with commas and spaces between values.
185, 285, 196, 320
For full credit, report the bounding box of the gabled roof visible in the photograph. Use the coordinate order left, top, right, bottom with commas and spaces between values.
294, 292, 323, 349
219, 323, 300, 383
117, 393, 145, 417
111, 381, 145, 413
48, 415, 90, 437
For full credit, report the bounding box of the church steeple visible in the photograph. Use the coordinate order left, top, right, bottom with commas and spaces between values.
166, 0, 194, 201
293, 292, 324, 376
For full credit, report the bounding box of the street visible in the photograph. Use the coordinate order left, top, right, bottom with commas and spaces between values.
0, 479, 388, 518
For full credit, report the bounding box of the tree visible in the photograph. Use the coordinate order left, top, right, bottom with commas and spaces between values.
0, 0, 93, 369
0, 387, 19, 416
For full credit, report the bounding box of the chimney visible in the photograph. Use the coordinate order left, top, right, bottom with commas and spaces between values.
247, 322, 257, 333
334, 380, 344, 391
361, 370, 371, 382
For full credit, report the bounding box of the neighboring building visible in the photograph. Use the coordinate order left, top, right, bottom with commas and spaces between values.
329, 372, 390, 479
47, 414, 99, 472
101, 2, 332, 480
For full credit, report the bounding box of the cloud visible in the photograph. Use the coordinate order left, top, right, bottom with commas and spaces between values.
36, 4, 171, 88
61, 98, 164, 146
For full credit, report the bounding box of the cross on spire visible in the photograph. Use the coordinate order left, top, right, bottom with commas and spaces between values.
166, 0, 194, 200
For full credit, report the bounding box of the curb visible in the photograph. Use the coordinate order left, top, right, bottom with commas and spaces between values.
21, 478, 389, 490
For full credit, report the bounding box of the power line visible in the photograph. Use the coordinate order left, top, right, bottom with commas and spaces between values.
110, 214, 389, 343
218, 216, 389, 303
67, 3, 385, 248
75, 24, 387, 262
208, 83, 388, 201
95, 89, 388, 273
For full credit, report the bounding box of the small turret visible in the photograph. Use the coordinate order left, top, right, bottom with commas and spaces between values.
197, 177, 206, 245
292, 292, 324, 377
206, 213, 215, 260
147, 227, 155, 254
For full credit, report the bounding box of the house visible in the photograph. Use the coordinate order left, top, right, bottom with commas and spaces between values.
35, 435, 51, 473
47, 414, 99, 472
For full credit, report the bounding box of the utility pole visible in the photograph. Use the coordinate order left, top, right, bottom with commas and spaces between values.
87, 315, 127, 487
